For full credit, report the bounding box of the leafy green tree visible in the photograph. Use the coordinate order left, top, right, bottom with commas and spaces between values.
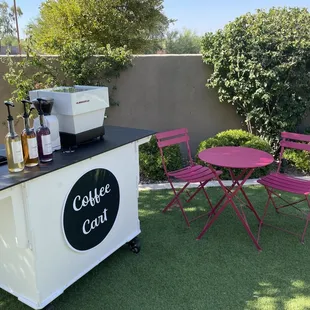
58, 40, 132, 85
165, 28, 202, 54
2, 38, 132, 107
144, 28, 202, 54
201, 7, 310, 149
27, 0, 172, 54
2, 34, 19, 46
0, 1, 22, 46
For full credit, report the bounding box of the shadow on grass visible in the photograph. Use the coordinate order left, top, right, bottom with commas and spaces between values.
1, 186, 310, 310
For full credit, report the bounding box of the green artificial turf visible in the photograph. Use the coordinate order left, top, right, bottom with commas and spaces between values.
1, 186, 310, 310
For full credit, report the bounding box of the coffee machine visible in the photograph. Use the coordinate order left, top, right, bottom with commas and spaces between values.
29, 85, 109, 149
32, 98, 61, 152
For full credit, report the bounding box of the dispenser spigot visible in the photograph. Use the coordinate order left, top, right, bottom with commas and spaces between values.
36, 98, 46, 116
21, 99, 33, 118
4, 101, 14, 121
21, 99, 33, 105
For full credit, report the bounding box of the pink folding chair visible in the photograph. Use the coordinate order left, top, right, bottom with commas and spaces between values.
258, 132, 310, 243
155, 128, 222, 227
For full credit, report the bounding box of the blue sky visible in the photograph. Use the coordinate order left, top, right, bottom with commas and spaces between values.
11, 0, 310, 37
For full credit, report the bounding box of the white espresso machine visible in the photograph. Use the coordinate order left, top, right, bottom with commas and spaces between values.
29, 85, 110, 150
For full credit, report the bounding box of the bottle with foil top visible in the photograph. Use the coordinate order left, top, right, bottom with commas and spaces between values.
4, 101, 25, 172
36, 98, 53, 163
21, 99, 39, 167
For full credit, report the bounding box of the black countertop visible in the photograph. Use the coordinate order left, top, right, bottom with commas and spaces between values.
0, 126, 155, 192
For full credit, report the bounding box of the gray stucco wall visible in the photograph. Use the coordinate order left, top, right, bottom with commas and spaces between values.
0, 55, 242, 153
105, 55, 242, 153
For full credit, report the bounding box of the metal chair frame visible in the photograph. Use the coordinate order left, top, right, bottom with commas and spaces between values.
155, 128, 221, 226
258, 132, 310, 243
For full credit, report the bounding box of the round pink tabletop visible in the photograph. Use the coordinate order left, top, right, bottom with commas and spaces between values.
198, 146, 274, 169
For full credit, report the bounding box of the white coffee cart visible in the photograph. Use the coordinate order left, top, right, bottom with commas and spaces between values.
0, 125, 154, 309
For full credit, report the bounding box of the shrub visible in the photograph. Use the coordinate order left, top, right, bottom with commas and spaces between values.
281, 129, 310, 174
196, 129, 273, 179
283, 149, 310, 173
139, 135, 183, 181
201, 7, 310, 150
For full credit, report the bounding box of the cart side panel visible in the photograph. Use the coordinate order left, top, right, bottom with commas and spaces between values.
0, 191, 39, 305
25, 142, 140, 308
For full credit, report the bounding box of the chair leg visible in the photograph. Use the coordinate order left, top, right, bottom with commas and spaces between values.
162, 195, 178, 213
163, 181, 191, 227
186, 190, 191, 199
302, 196, 310, 244
259, 189, 310, 244
201, 183, 214, 210
301, 216, 309, 244
162, 181, 189, 213
185, 181, 215, 211
257, 190, 272, 243
269, 190, 280, 214
162, 178, 218, 227
185, 181, 207, 203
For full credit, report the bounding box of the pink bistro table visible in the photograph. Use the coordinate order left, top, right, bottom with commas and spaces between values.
198, 146, 274, 251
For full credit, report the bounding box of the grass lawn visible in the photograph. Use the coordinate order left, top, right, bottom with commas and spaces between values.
1, 186, 310, 310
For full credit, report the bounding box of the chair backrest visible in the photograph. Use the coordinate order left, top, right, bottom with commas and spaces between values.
278, 131, 310, 172
155, 128, 193, 175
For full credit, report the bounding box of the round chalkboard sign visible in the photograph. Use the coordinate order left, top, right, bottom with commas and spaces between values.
63, 168, 120, 252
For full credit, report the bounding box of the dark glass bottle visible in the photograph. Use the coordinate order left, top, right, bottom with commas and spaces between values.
36, 99, 53, 163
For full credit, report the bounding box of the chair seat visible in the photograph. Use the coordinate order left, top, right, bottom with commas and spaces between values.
168, 164, 221, 183
258, 173, 310, 195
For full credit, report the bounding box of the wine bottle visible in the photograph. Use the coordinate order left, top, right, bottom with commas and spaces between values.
36, 98, 53, 163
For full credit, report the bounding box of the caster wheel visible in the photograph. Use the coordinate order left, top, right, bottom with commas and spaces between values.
131, 246, 140, 254
128, 237, 141, 254
99, 135, 104, 141
43, 304, 55, 310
